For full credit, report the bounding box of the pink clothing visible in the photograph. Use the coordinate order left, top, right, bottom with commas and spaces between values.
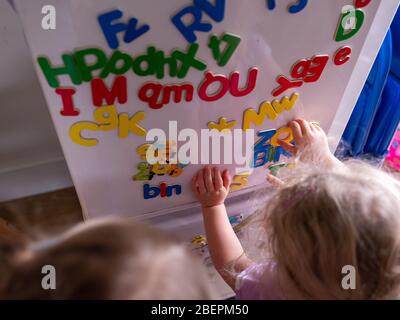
235, 261, 283, 300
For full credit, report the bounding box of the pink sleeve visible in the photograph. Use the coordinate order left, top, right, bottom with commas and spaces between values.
235, 261, 283, 300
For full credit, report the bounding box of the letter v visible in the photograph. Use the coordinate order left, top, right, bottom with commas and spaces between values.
123, 18, 150, 43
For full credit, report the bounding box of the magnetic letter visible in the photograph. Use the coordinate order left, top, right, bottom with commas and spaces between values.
355, 0, 371, 9
243, 94, 299, 130
118, 111, 147, 138
230, 68, 258, 97
194, 0, 225, 22
69, 122, 99, 147
98, 10, 150, 49
138, 83, 164, 109
91, 76, 127, 107
172, 44, 207, 79
272, 76, 303, 97
335, 8, 365, 42
100, 51, 134, 78
74, 48, 107, 82
208, 33, 241, 67
198, 72, 229, 102
171, 6, 212, 43
288, 0, 308, 14
162, 84, 194, 105
55, 88, 79, 116
94, 105, 118, 131
37, 55, 82, 88
166, 184, 182, 196
271, 93, 299, 113
144, 184, 160, 199
230, 172, 251, 191
266, 0, 276, 10
333, 46, 352, 65
270, 127, 294, 147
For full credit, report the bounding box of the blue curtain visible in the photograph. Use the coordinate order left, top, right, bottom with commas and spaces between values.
391, 8, 400, 80
336, 10, 400, 160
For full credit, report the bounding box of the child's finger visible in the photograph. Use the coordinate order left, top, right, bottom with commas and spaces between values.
204, 166, 214, 191
277, 139, 297, 154
266, 174, 285, 188
191, 174, 200, 195
214, 167, 223, 189
311, 122, 324, 133
222, 169, 231, 190
289, 120, 303, 142
309, 121, 319, 132
197, 169, 206, 193
295, 119, 312, 136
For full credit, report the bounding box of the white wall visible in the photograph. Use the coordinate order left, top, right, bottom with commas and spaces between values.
0, 0, 72, 201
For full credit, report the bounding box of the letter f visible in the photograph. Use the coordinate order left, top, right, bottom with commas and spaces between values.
98, 9, 150, 49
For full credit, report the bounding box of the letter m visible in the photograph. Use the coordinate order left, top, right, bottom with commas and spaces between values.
162, 84, 194, 104
91, 76, 127, 107
242, 102, 276, 130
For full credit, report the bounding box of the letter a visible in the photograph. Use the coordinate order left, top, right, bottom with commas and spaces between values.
41, 265, 56, 290
341, 265, 356, 290
41, 5, 56, 30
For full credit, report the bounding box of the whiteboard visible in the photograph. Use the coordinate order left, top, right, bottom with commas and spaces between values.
14, 0, 400, 220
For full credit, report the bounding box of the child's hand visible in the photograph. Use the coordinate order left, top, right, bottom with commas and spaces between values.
192, 166, 231, 208
278, 119, 341, 167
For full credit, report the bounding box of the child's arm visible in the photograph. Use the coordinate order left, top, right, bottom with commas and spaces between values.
192, 166, 253, 289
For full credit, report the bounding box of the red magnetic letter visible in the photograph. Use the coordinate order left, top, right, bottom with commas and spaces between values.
55, 88, 80, 116
355, 0, 371, 8
230, 67, 258, 97
91, 76, 127, 107
198, 71, 230, 102
334, 46, 352, 66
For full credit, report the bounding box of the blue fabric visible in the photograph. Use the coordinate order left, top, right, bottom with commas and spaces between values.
336, 31, 393, 158
364, 75, 400, 156
391, 8, 400, 79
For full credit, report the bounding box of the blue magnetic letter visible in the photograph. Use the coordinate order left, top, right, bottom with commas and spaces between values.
194, 0, 225, 22
98, 9, 150, 49
266, 0, 276, 10
171, 6, 212, 43
288, 0, 308, 14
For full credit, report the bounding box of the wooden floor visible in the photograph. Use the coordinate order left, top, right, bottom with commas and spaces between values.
0, 187, 83, 236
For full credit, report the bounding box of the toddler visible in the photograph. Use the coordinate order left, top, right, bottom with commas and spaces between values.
0, 218, 216, 299
192, 119, 400, 299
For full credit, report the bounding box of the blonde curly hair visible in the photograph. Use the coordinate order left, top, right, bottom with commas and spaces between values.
264, 161, 400, 299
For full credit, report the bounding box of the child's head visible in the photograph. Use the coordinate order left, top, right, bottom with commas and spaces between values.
0, 219, 216, 299
264, 161, 400, 299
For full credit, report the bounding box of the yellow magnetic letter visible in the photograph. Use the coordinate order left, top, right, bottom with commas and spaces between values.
136, 143, 151, 160
118, 111, 147, 138
69, 122, 99, 147
271, 93, 299, 113
208, 117, 237, 132
230, 172, 251, 191
242, 93, 299, 130
242, 102, 277, 131
270, 127, 294, 147
94, 105, 118, 131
